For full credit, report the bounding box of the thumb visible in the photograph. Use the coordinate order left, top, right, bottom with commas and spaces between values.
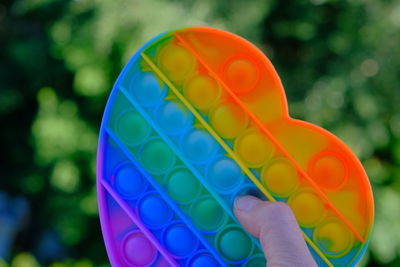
234, 195, 317, 267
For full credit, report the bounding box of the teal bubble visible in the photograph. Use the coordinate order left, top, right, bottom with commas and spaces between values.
116, 110, 151, 146
141, 139, 175, 175
191, 197, 226, 232
217, 227, 252, 262
244, 255, 266, 267
166, 169, 201, 203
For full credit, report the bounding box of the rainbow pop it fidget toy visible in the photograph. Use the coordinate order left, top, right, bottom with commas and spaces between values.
96, 27, 374, 267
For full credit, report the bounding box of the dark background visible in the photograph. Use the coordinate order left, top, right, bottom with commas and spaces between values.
0, 0, 399, 266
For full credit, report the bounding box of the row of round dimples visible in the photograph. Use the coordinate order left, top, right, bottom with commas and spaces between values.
287, 188, 354, 258
153, 43, 246, 200
112, 159, 207, 262
112, 90, 203, 262
171, 120, 263, 263
112, 165, 159, 266
155, 43, 248, 195
116, 167, 223, 266
308, 152, 354, 257
286, 154, 354, 258
155, 41, 265, 265
120, 229, 264, 267
157, 42, 221, 113
155, 41, 248, 195
117, 67, 230, 263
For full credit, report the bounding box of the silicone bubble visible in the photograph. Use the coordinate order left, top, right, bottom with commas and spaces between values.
216, 226, 253, 262
206, 157, 243, 193
188, 251, 220, 267
163, 222, 198, 257
244, 255, 266, 267
113, 164, 148, 200
115, 110, 151, 146
131, 72, 166, 107
308, 152, 349, 191
184, 75, 220, 110
140, 139, 176, 175
314, 219, 354, 257
210, 102, 249, 139
97, 27, 374, 267
139, 193, 173, 228
166, 169, 201, 203
234, 129, 274, 168
261, 158, 298, 197
158, 43, 196, 82
181, 129, 217, 164
222, 56, 260, 94
156, 101, 193, 135
190, 197, 227, 232
122, 231, 158, 266
288, 190, 326, 227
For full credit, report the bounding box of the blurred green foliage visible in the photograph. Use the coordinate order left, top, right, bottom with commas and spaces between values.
1, 0, 399, 266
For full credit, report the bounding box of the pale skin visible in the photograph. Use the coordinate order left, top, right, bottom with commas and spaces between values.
234, 195, 318, 267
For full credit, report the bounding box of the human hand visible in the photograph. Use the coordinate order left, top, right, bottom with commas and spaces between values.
234, 195, 317, 267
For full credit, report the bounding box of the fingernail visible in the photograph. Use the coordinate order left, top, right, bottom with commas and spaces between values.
234, 195, 261, 211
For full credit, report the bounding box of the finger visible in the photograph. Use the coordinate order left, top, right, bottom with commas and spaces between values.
234, 195, 317, 267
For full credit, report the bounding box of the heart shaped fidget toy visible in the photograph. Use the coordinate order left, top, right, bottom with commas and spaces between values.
97, 27, 374, 267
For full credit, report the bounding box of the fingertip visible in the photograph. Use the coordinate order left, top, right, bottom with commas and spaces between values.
234, 199, 317, 266
260, 201, 295, 222
234, 195, 262, 212
234, 195, 270, 238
